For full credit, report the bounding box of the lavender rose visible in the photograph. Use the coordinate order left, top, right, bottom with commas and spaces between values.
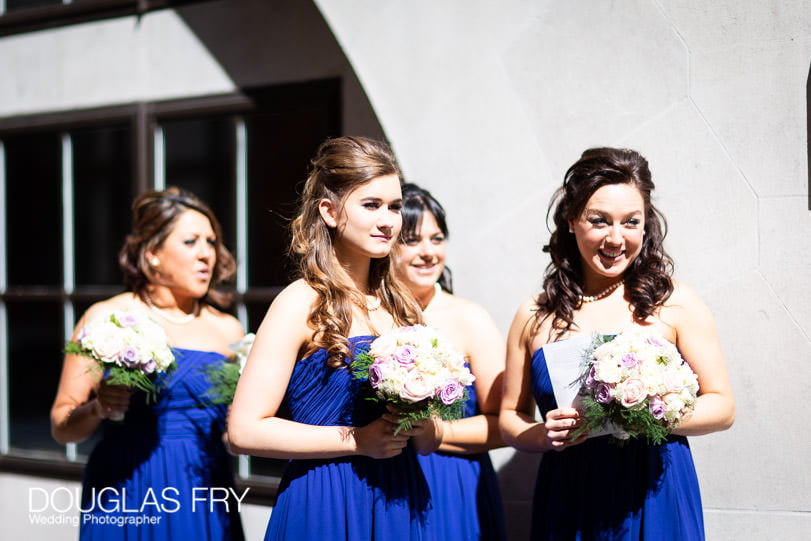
648, 396, 666, 420
368, 361, 384, 389
594, 382, 614, 404
584, 365, 597, 389
437, 379, 464, 405
393, 345, 418, 366
621, 353, 639, 369
119, 346, 140, 367
646, 335, 665, 347
117, 312, 140, 328
142, 358, 157, 375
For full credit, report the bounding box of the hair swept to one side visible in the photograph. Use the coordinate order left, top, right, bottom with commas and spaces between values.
119, 186, 236, 309
289, 136, 423, 366
536, 147, 674, 340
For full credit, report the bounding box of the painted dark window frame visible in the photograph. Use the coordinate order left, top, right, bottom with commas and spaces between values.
0, 0, 207, 37
0, 78, 342, 505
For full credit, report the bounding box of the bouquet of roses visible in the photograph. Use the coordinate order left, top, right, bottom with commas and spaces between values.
351, 324, 475, 435
570, 330, 699, 445
65, 310, 176, 420
203, 333, 255, 405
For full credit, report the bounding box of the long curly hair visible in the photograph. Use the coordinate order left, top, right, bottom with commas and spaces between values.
289, 136, 422, 365
536, 147, 674, 338
119, 186, 236, 308
399, 182, 453, 293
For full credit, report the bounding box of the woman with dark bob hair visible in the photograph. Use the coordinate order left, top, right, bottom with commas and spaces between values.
500, 148, 734, 540
51, 187, 246, 540
392, 182, 507, 540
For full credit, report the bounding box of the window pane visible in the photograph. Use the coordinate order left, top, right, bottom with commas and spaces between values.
4, 0, 62, 12
7, 300, 64, 456
246, 81, 340, 287
162, 116, 236, 251
4, 132, 62, 286
249, 456, 286, 479
245, 301, 271, 335
73, 124, 134, 286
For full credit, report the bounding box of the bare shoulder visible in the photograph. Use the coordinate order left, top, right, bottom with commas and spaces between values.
269, 279, 318, 316
509, 294, 554, 350
512, 295, 542, 326
79, 293, 140, 322
443, 293, 498, 329
201, 304, 244, 343
245, 279, 317, 363
257, 279, 318, 342
660, 280, 714, 327
663, 280, 709, 311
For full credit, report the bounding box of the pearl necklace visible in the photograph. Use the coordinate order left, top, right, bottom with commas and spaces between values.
144, 294, 199, 324
579, 281, 621, 303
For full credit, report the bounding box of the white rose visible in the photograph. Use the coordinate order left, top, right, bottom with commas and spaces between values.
87, 323, 126, 363
400, 371, 436, 402
663, 392, 686, 422
369, 333, 398, 360
594, 360, 623, 384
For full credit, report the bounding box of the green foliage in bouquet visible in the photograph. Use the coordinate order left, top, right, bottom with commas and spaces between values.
200, 333, 255, 406
573, 393, 670, 446
64, 342, 171, 404
202, 360, 242, 405
351, 349, 469, 436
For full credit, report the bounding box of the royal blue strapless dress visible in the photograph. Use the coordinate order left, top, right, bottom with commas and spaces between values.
530, 343, 705, 540
265, 336, 435, 541
80, 349, 244, 540
417, 384, 506, 540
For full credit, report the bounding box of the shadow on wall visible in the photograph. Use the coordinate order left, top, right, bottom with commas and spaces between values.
174, 0, 386, 141
497, 450, 542, 540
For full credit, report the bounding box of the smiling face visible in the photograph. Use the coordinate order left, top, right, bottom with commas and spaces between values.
570, 183, 646, 289
322, 173, 403, 261
393, 210, 446, 294
148, 209, 217, 298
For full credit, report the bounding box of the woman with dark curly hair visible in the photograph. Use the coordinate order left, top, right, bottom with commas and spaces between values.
499, 148, 734, 540
228, 136, 442, 540
51, 187, 245, 539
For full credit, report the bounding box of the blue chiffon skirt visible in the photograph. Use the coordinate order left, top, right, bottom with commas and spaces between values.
80, 349, 244, 540
265, 337, 435, 541
529, 344, 705, 540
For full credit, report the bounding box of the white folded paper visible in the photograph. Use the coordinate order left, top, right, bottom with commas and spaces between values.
542, 334, 622, 439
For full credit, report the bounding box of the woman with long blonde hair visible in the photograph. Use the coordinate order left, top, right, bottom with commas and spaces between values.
228, 136, 442, 540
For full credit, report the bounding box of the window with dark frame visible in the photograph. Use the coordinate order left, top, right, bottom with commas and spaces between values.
0, 78, 341, 502
0, 1, 208, 38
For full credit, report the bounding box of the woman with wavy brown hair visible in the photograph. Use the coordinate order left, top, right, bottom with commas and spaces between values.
228, 136, 442, 540
499, 148, 734, 540
51, 187, 245, 540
